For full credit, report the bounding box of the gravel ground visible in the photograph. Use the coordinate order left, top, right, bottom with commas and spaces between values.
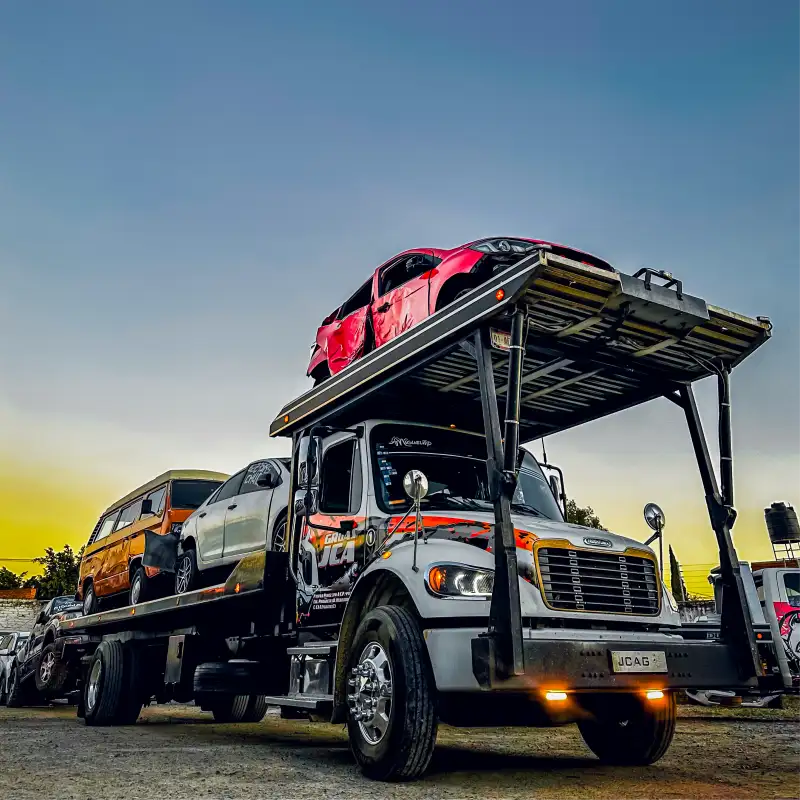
0, 702, 797, 799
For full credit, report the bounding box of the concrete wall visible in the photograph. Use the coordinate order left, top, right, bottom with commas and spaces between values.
0, 599, 40, 632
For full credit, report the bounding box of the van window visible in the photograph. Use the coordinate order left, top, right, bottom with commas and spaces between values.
145, 486, 167, 515
172, 479, 225, 509
92, 511, 120, 544
115, 499, 143, 531
319, 440, 358, 514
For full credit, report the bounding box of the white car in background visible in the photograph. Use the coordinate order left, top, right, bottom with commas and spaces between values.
175, 457, 291, 594
0, 632, 29, 704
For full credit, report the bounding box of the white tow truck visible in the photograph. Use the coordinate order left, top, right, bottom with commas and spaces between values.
57, 249, 787, 780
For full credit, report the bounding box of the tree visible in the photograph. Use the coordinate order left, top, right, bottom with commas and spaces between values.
0, 566, 26, 590
25, 545, 83, 600
669, 544, 688, 603
565, 499, 606, 530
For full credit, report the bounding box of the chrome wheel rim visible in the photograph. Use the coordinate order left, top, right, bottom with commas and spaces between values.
176, 556, 192, 594
131, 575, 141, 604
40, 652, 55, 684
86, 658, 102, 712
273, 522, 286, 552
348, 642, 393, 745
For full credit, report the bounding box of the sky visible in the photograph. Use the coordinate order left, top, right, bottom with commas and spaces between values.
0, 1, 797, 594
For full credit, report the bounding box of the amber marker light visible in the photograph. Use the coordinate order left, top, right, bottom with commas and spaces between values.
428, 566, 446, 594
545, 691, 568, 702
235, 583, 241, 594
495, 289, 505, 301
284, 415, 290, 423
645, 690, 664, 701
382, 551, 392, 559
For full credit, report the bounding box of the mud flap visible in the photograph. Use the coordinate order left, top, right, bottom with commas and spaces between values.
143, 531, 179, 573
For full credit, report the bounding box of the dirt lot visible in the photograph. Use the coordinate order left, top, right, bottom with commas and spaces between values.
0, 702, 797, 799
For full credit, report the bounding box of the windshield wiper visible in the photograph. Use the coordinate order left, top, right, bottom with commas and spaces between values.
511, 502, 544, 518
424, 492, 488, 511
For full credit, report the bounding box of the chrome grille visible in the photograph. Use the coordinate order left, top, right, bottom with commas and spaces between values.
537, 547, 660, 615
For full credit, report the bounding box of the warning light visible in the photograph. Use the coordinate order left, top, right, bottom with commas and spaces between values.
756, 632, 763, 640
283, 415, 290, 423
495, 289, 505, 301
645, 690, 664, 701
450, 424, 456, 429
545, 691, 568, 702
130, 608, 136, 616
235, 582, 241, 594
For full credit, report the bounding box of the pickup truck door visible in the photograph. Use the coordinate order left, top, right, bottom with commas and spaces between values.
372, 251, 437, 348
195, 472, 244, 567
222, 461, 278, 561
297, 434, 366, 628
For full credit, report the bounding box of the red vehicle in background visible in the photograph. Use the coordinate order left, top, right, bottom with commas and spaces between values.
307, 237, 613, 383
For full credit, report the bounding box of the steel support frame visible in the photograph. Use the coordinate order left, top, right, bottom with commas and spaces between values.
473, 309, 526, 677
675, 379, 762, 681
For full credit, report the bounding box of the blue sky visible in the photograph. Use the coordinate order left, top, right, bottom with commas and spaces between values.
0, 0, 797, 567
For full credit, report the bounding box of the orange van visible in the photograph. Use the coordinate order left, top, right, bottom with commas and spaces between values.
77, 470, 228, 612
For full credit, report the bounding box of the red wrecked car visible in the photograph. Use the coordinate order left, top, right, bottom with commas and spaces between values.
307, 237, 613, 383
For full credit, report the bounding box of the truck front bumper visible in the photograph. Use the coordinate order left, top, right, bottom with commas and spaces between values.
424, 627, 757, 693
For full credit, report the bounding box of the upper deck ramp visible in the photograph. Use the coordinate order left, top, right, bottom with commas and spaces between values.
270, 250, 771, 442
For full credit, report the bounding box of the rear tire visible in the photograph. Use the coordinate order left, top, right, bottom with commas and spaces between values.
35, 643, 70, 695
241, 695, 268, 722
210, 694, 250, 722
82, 583, 98, 615
84, 640, 143, 726
346, 605, 438, 781
578, 691, 677, 765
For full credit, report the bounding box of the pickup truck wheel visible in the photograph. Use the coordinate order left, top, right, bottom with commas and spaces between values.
578, 691, 677, 765
84, 640, 142, 725
346, 605, 437, 781
35, 643, 70, 695
83, 583, 98, 615
129, 565, 151, 605
175, 548, 198, 594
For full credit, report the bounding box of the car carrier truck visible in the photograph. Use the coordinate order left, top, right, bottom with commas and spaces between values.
56, 248, 786, 780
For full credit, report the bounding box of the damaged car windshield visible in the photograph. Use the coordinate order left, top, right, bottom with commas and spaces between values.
371, 424, 563, 521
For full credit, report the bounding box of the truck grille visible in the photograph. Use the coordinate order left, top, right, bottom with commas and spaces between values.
537, 547, 660, 615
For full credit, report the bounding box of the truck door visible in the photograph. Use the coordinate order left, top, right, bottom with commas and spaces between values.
296, 433, 366, 628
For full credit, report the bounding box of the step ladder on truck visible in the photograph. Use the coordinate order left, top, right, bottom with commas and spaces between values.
57, 248, 785, 781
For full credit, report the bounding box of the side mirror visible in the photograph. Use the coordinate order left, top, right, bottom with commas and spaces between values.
644, 503, 666, 532
549, 475, 560, 501
294, 488, 319, 517
298, 436, 321, 487
256, 473, 275, 489
403, 470, 429, 501
140, 498, 153, 516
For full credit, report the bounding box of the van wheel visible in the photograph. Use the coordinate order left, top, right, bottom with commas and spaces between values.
82, 583, 98, 616
35, 643, 70, 695
578, 691, 677, 765
129, 565, 151, 605
175, 548, 198, 594
346, 606, 438, 781
84, 641, 143, 726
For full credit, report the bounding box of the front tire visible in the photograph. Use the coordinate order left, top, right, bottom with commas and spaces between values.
82, 583, 99, 615
578, 691, 677, 765
175, 548, 198, 594
346, 606, 437, 781
35, 643, 70, 695
129, 565, 152, 605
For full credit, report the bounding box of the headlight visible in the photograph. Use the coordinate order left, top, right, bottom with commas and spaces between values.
171, 523, 183, 535
425, 564, 494, 599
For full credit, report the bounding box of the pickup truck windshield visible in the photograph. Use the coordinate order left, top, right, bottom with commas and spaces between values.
371, 424, 563, 521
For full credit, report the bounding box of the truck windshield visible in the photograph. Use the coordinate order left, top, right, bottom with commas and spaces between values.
171, 480, 224, 510
371, 424, 564, 521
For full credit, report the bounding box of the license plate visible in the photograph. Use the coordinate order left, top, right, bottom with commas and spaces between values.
490, 329, 511, 351
610, 650, 668, 673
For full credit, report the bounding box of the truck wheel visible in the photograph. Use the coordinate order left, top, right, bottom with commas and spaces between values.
241, 695, 268, 722
578, 691, 677, 765
83, 583, 99, 615
175, 548, 198, 594
129, 565, 152, 605
209, 694, 251, 722
35, 643, 70, 695
346, 605, 437, 781
84, 641, 143, 726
